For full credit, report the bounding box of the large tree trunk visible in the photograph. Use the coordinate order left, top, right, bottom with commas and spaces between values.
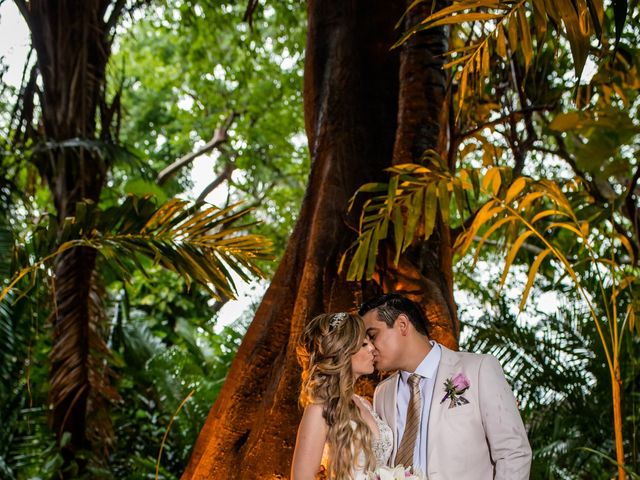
182, 1, 452, 478
379, 0, 458, 346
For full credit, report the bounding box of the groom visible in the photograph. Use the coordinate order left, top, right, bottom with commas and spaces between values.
360, 294, 531, 479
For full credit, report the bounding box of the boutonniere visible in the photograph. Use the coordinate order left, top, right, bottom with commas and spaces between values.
440, 373, 470, 409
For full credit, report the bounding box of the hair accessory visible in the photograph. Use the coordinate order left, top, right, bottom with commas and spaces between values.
329, 312, 348, 330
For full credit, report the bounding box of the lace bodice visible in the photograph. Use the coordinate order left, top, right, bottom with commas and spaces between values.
320, 395, 393, 479
355, 395, 393, 466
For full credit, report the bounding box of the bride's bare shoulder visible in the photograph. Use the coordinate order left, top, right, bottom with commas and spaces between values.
299, 403, 328, 433
304, 402, 325, 415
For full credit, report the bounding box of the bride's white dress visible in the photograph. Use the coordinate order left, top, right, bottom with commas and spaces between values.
321, 395, 393, 479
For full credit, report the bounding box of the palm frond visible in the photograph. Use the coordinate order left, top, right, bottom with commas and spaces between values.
1, 196, 272, 303
397, 0, 615, 103
460, 293, 621, 475
94, 197, 272, 299
0, 212, 11, 282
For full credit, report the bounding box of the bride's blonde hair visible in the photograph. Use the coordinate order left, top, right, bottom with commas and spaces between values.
296, 312, 375, 480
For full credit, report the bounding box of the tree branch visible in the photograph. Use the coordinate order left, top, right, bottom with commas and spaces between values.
625, 163, 640, 201
459, 106, 552, 141
105, 0, 127, 33
12, 0, 29, 20
243, 0, 260, 28
157, 112, 236, 185
196, 160, 237, 204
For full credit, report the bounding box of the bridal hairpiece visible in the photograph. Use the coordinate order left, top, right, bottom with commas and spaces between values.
329, 312, 348, 329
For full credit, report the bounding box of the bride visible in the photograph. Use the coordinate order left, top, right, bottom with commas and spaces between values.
291, 312, 393, 480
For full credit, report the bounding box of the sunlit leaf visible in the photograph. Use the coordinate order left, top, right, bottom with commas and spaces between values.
472, 215, 514, 263
531, 0, 548, 41
617, 233, 635, 262
501, 230, 536, 285
482, 167, 502, 196
555, 0, 590, 78
547, 222, 584, 237
427, 12, 504, 29
505, 177, 528, 204
393, 205, 404, 265
520, 248, 553, 310
496, 24, 508, 58
549, 112, 582, 131
518, 7, 533, 71
530, 209, 571, 224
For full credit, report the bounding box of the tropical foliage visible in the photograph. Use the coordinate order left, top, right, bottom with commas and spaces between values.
1, 0, 639, 478
344, 0, 640, 477
0, 0, 305, 478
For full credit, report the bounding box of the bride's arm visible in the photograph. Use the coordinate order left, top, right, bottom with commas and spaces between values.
291, 403, 328, 480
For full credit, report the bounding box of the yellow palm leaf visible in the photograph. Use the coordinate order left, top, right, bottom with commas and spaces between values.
520, 248, 553, 310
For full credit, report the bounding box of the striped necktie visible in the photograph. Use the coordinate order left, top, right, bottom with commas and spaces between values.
395, 373, 422, 467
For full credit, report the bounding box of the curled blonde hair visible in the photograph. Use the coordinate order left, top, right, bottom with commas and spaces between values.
296, 312, 375, 480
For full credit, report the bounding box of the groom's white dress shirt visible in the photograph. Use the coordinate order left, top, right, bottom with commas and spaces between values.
396, 341, 441, 475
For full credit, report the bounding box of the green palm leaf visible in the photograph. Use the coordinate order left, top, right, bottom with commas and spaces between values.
1, 196, 272, 303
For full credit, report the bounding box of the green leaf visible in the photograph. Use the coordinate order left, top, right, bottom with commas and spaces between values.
548, 112, 582, 131
437, 180, 450, 225
124, 179, 168, 203
387, 176, 399, 216
347, 230, 371, 281
366, 233, 380, 280
403, 189, 424, 252
423, 182, 438, 240
453, 181, 466, 221
393, 205, 405, 265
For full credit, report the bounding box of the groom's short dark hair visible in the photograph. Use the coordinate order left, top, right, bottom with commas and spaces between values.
359, 293, 429, 336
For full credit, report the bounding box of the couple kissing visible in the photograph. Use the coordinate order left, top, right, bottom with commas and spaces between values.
291, 293, 531, 480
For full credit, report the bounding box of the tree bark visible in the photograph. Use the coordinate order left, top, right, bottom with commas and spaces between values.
183, 1, 453, 478
382, 0, 458, 347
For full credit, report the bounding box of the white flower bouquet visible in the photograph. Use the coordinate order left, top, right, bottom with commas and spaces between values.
369, 465, 428, 480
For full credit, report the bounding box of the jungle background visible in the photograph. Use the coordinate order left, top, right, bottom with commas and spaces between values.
0, 0, 638, 479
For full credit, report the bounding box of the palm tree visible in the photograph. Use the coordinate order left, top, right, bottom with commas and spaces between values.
1, 192, 271, 476
7, 1, 267, 475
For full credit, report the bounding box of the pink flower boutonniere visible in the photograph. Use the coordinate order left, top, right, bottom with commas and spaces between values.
440, 373, 470, 409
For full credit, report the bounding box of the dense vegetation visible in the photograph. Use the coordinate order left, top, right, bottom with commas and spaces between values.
0, 0, 638, 478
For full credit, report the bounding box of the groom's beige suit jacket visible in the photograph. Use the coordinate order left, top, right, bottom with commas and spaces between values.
373, 345, 532, 480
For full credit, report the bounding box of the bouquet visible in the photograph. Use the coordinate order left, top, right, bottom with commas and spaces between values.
369, 465, 428, 480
